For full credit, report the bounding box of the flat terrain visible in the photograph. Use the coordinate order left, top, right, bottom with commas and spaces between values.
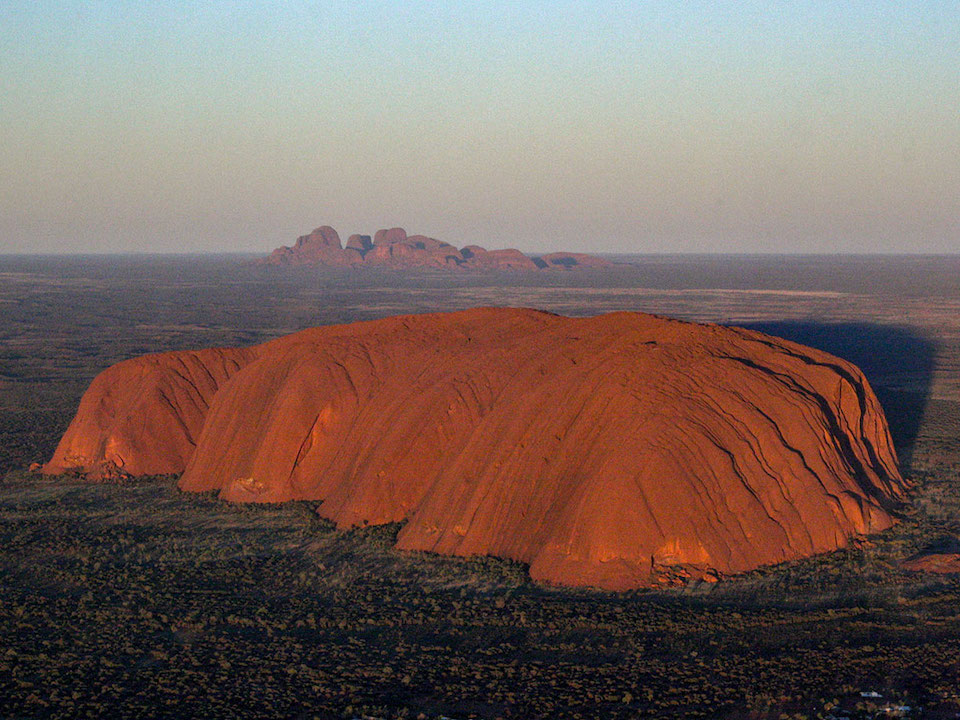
2, 254, 960, 718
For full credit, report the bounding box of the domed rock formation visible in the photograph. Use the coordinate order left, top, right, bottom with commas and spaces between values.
259, 225, 613, 270
264, 225, 362, 267
43, 347, 256, 478
43, 309, 905, 589
373, 227, 408, 246
345, 234, 373, 255
902, 536, 960, 574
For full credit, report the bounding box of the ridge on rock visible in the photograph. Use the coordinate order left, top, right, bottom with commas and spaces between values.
258, 225, 614, 270
43, 309, 905, 590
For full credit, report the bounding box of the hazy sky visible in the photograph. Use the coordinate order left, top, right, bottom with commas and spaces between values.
2, 1, 958, 254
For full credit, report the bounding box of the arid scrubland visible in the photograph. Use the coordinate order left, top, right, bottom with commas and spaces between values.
2, 254, 960, 719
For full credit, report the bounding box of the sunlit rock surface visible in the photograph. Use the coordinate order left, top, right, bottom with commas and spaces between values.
44, 308, 904, 589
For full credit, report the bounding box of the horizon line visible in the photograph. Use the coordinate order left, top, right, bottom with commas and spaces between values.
3, 250, 960, 259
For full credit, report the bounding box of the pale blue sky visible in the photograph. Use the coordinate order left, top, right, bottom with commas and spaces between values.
1, 1, 958, 253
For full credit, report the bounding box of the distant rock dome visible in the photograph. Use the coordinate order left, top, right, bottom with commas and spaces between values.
259, 225, 613, 270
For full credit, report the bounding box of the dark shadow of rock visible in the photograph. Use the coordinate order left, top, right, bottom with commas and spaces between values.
923, 535, 960, 554
738, 321, 935, 472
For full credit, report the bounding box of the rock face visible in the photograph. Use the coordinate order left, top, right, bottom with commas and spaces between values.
902, 537, 960, 574
264, 226, 362, 267
44, 348, 256, 479
345, 234, 373, 253
903, 554, 960, 574
43, 309, 905, 590
260, 225, 613, 270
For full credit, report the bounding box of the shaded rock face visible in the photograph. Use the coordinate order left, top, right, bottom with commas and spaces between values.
259, 225, 613, 270
345, 234, 373, 254
43, 309, 905, 590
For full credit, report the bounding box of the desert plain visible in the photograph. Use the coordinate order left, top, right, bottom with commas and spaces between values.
2, 253, 960, 719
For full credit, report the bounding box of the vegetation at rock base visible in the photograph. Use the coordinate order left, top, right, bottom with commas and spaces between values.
2, 439, 960, 720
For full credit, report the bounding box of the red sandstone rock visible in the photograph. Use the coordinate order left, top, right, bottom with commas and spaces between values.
260, 225, 610, 270
373, 227, 408, 246
406, 234, 452, 251
902, 537, 960, 574
345, 234, 373, 254
465, 248, 540, 270
43, 347, 256, 478
261, 225, 360, 266
298, 225, 341, 249
366, 239, 463, 268
902, 554, 960, 574
538, 252, 614, 269
43, 309, 905, 590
